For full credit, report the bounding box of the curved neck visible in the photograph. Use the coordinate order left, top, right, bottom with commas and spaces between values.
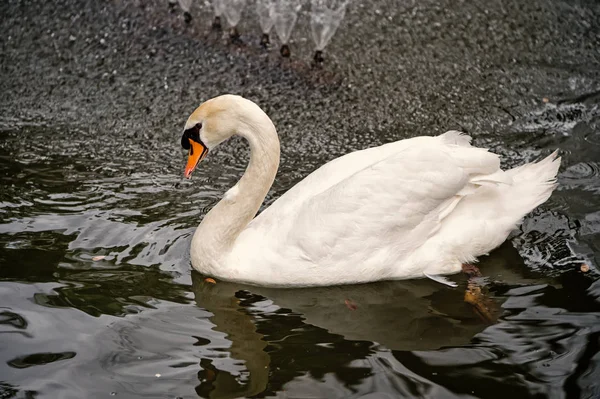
191, 111, 280, 269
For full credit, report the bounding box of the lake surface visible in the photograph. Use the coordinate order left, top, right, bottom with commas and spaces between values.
1, 0, 600, 397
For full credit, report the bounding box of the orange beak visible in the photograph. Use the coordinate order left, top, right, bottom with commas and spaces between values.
184, 139, 208, 179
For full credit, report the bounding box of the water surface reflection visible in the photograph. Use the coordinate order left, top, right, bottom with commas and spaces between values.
182, 241, 600, 398
2, 0, 600, 396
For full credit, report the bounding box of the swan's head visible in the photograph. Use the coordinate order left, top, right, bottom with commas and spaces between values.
181, 94, 271, 179
181, 95, 243, 179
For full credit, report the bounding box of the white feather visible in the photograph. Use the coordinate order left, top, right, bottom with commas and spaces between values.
187, 95, 561, 287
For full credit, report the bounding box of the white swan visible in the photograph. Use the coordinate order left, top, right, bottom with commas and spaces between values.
181, 95, 560, 287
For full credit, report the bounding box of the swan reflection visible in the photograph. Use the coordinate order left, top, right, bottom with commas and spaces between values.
189, 242, 551, 397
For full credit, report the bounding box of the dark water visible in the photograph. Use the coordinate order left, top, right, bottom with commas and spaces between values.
1, 0, 600, 397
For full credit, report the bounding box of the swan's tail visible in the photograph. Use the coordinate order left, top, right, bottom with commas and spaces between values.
505, 150, 561, 214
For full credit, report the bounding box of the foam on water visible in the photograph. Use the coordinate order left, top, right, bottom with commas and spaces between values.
271, 0, 303, 45
310, 0, 351, 51
256, 0, 275, 35
222, 0, 246, 27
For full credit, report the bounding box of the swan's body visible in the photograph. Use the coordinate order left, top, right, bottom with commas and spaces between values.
181, 95, 560, 287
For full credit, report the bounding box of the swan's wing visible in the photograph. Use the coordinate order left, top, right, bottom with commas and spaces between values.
251, 133, 503, 274
290, 146, 470, 261
259, 136, 434, 218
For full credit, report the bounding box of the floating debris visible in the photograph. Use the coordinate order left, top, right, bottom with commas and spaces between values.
464, 282, 499, 324
92, 255, 106, 261
205, 277, 216, 284
581, 263, 590, 272
344, 299, 357, 310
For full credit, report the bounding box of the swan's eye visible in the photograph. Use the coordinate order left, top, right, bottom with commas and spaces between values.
181, 122, 203, 150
